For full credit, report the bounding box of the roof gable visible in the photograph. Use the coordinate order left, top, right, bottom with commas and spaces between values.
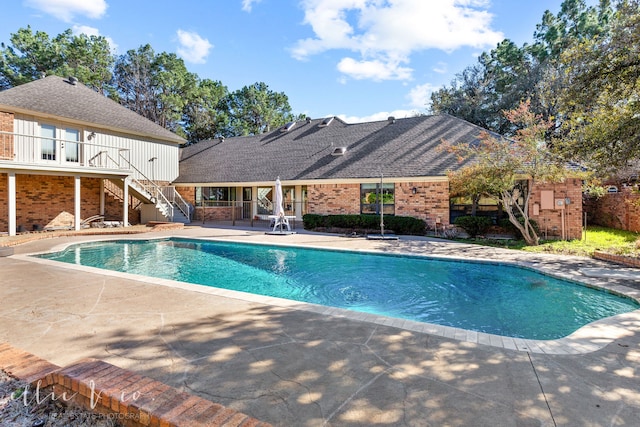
0, 76, 185, 144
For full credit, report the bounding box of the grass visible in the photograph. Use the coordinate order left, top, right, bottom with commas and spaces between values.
458, 226, 640, 258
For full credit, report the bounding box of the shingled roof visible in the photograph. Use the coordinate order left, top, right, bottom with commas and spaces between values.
174, 114, 484, 184
0, 76, 185, 144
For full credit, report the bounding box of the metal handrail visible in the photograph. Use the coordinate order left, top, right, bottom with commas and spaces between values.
0, 130, 130, 169
117, 153, 174, 218
117, 152, 192, 221
160, 187, 190, 219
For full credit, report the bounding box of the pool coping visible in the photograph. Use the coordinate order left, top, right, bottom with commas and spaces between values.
15, 234, 640, 356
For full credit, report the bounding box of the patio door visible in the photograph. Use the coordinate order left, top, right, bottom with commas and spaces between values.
41, 124, 56, 161
40, 124, 81, 165
242, 187, 252, 219
63, 128, 80, 164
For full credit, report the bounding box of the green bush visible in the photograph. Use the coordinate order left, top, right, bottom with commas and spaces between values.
454, 216, 492, 238
302, 214, 426, 235
302, 214, 324, 229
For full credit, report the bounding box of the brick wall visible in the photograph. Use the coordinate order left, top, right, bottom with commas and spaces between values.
307, 183, 360, 215
176, 182, 451, 226
587, 191, 640, 232
528, 178, 583, 240
0, 175, 103, 231
0, 173, 7, 231
193, 206, 243, 222
395, 181, 450, 226
175, 186, 196, 205
0, 111, 14, 160
103, 193, 141, 224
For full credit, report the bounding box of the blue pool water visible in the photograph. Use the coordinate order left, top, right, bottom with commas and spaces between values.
38, 238, 638, 340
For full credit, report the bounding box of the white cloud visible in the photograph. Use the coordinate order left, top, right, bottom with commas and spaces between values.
433, 62, 448, 74
24, 0, 107, 22
72, 24, 118, 52
407, 83, 437, 109
241, 0, 263, 12
338, 109, 423, 124
337, 57, 412, 81
176, 30, 213, 64
292, 0, 503, 81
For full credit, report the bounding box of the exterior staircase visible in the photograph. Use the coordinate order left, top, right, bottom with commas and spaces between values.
108, 178, 191, 224
109, 155, 191, 224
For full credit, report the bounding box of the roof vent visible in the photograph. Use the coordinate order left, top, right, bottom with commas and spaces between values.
218, 136, 225, 143
331, 146, 347, 156
306, 117, 312, 124
68, 76, 78, 85
388, 116, 396, 124
281, 121, 296, 132
319, 116, 334, 127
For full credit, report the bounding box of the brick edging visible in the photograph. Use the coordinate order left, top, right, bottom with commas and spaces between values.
593, 251, 640, 268
0, 342, 270, 427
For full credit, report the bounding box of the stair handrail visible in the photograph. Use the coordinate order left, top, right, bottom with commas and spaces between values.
160, 187, 191, 220
117, 153, 174, 220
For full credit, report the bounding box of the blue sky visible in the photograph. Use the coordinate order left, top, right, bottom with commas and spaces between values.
2, 0, 596, 123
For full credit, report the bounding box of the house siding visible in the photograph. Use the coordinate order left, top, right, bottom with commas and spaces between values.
528, 178, 583, 240
12, 114, 180, 182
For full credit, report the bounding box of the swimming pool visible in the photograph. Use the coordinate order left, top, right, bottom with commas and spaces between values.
38, 238, 639, 340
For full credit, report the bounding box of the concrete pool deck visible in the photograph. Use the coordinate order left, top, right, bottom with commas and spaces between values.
1, 225, 640, 425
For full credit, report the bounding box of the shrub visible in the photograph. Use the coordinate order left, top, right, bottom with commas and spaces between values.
454, 216, 492, 238
302, 214, 324, 229
302, 214, 426, 235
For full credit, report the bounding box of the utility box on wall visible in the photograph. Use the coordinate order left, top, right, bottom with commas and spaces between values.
541, 190, 554, 210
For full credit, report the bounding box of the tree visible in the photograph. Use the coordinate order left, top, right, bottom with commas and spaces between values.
57, 32, 114, 94
431, 40, 545, 136
112, 45, 197, 135
0, 26, 65, 89
223, 82, 294, 136
182, 78, 230, 143
0, 26, 114, 92
430, 0, 613, 138
445, 101, 567, 245
554, 0, 640, 174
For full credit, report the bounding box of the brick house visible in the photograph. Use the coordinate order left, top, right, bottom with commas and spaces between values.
173, 115, 584, 239
0, 76, 189, 236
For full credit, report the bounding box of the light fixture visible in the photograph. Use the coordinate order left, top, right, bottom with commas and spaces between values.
412, 187, 417, 195
148, 157, 157, 162
87, 131, 96, 140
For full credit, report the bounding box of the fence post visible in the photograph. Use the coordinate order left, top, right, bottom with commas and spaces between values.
232, 201, 236, 226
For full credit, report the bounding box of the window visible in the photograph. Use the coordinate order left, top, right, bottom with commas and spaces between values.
361, 183, 394, 215
65, 128, 80, 162
195, 187, 235, 206
41, 124, 56, 160
257, 186, 272, 215
301, 186, 308, 216
282, 186, 295, 215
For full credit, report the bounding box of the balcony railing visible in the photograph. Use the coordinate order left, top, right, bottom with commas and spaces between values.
0, 130, 130, 171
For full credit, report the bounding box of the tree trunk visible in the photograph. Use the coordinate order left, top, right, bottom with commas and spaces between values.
501, 190, 539, 246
